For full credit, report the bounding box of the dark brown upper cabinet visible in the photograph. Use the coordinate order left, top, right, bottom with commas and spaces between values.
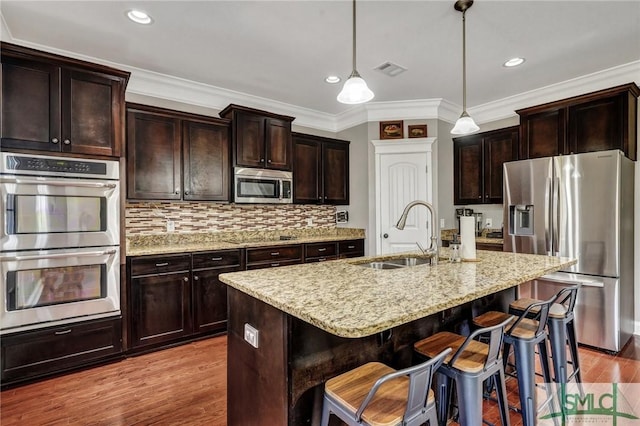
219, 104, 294, 171
1, 42, 129, 157
454, 126, 519, 205
293, 133, 350, 205
517, 83, 639, 160
127, 103, 230, 201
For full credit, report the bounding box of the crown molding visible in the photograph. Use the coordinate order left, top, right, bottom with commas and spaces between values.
468, 60, 640, 125
2, 35, 638, 133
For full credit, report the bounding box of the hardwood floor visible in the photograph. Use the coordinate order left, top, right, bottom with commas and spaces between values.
1, 335, 639, 425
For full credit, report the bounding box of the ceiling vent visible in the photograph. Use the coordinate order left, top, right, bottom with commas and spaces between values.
374, 61, 407, 77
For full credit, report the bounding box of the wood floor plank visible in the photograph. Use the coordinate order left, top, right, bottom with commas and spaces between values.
1, 335, 638, 425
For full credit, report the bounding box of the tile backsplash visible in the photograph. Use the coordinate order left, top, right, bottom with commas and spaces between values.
125, 202, 337, 236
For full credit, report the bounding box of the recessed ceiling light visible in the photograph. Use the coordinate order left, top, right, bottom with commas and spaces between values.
325, 76, 341, 84
503, 57, 525, 68
127, 9, 153, 25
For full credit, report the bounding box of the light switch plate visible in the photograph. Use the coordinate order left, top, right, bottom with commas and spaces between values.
166, 220, 175, 232
440, 218, 445, 229
244, 323, 259, 348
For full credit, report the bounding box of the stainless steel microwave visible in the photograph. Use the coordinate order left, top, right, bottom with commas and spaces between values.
234, 167, 293, 204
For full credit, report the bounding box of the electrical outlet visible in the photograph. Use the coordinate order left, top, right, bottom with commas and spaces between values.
306, 218, 313, 226
244, 323, 259, 348
440, 218, 446, 229
485, 218, 493, 228
166, 220, 175, 232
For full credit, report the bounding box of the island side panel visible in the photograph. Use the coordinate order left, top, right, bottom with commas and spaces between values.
227, 287, 288, 425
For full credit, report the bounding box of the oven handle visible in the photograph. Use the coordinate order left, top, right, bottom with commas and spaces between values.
1, 176, 117, 189
0, 248, 117, 262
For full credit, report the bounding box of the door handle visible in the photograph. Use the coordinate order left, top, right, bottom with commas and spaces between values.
1, 248, 117, 262
0, 176, 117, 189
383, 233, 389, 239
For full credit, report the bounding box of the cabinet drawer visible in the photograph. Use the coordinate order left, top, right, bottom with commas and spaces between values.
246, 245, 302, 264
245, 259, 302, 270
1, 317, 122, 385
305, 242, 337, 259
130, 254, 191, 276
338, 239, 365, 257
193, 250, 241, 270
305, 255, 337, 263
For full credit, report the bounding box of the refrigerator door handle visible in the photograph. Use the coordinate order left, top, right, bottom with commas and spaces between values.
545, 177, 553, 256
553, 176, 561, 257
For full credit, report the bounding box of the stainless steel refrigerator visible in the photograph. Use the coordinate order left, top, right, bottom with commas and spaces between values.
503, 149, 634, 353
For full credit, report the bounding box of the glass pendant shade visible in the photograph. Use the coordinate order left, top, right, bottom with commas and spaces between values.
337, 71, 374, 104
451, 111, 479, 135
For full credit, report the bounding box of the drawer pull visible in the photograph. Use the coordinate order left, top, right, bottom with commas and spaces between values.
347, 245, 355, 249
211, 257, 223, 261
55, 329, 72, 335
270, 263, 280, 267
318, 257, 327, 262
155, 262, 169, 267
270, 252, 280, 256
318, 248, 327, 252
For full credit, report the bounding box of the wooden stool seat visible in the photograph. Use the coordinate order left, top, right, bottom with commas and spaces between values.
473, 311, 539, 340
414, 331, 491, 373
510, 298, 568, 319
325, 362, 434, 426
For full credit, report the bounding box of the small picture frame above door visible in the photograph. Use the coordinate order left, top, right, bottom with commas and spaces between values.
379, 120, 404, 139
408, 124, 427, 138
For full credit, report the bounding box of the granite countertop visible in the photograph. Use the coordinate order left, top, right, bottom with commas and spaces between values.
126, 228, 366, 256
219, 249, 576, 339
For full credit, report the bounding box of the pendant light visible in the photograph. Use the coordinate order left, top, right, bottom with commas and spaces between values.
337, 0, 374, 104
451, 0, 479, 135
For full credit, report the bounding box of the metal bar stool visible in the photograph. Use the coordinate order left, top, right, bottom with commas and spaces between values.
320, 347, 451, 426
509, 284, 582, 385
473, 297, 557, 426
413, 317, 513, 426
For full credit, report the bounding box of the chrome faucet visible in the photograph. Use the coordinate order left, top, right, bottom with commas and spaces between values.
395, 200, 439, 265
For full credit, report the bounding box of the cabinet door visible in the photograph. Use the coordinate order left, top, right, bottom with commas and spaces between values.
568, 94, 623, 155
293, 137, 322, 204
235, 112, 265, 167
183, 120, 230, 201
322, 142, 349, 205
192, 266, 237, 334
520, 109, 566, 159
483, 128, 518, 204
61, 69, 124, 157
454, 136, 483, 205
127, 109, 182, 200
130, 272, 191, 348
265, 118, 292, 170
0, 55, 61, 151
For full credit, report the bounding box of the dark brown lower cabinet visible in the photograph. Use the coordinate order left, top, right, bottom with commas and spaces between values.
128, 250, 241, 352
337, 239, 365, 258
1, 317, 122, 388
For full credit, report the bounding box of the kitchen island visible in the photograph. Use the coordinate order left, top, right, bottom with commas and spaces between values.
219, 249, 576, 425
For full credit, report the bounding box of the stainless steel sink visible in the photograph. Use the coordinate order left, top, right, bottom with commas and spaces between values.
361, 262, 406, 270
352, 256, 433, 269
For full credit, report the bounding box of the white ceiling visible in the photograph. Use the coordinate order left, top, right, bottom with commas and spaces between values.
2, 1, 639, 127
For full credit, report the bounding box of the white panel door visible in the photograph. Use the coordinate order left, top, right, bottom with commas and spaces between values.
373, 138, 435, 255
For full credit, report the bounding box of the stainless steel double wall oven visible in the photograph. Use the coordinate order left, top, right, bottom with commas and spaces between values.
0, 153, 121, 334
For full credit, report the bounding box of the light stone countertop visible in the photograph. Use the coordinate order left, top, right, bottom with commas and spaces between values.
219, 249, 576, 338
126, 228, 365, 256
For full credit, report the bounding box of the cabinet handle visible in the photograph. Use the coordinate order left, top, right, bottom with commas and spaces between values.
63, 139, 71, 145
478, 196, 482, 199
155, 262, 169, 267
318, 197, 322, 200
194, 276, 199, 281
318, 248, 327, 252
347, 245, 355, 249
175, 190, 180, 194
318, 257, 327, 262
268, 159, 272, 163
270, 263, 280, 267
51, 137, 59, 144
260, 158, 265, 163
211, 257, 223, 261
270, 252, 280, 256
55, 329, 72, 335
183, 277, 189, 282
184, 190, 190, 195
